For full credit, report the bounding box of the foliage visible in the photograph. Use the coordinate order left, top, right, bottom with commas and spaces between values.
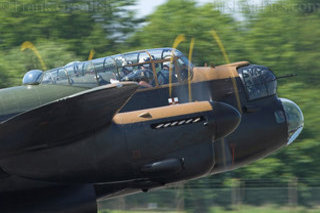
0, 41, 77, 87
240, 0, 320, 83
127, 0, 245, 66
0, 0, 140, 57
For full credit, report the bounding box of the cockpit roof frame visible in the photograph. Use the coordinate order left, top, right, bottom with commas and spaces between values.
40, 48, 192, 88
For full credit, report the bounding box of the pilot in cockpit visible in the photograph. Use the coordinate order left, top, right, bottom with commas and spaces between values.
119, 60, 133, 79
120, 57, 154, 88
137, 57, 154, 88
157, 61, 178, 85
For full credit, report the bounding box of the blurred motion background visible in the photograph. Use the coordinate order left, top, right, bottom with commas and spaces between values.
0, 0, 319, 212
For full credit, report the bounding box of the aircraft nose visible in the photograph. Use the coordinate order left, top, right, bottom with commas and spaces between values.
212, 102, 241, 140
279, 98, 304, 145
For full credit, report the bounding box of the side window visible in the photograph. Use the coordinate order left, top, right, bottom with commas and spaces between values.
65, 63, 78, 85
92, 58, 104, 73
155, 49, 190, 86
102, 57, 118, 84
162, 49, 173, 59
66, 62, 98, 87
82, 61, 98, 87
122, 62, 155, 88
157, 59, 178, 85
56, 68, 69, 85
147, 49, 163, 61
116, 52, 156, 88
84, 62, 95, 76
136, 53, 156, 88
67, 62, 87, 86
176, 56, 192, 82
90, 58, 118, 85
42, 69, 58, 84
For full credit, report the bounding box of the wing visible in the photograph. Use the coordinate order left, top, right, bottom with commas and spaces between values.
0, 82, 138, 158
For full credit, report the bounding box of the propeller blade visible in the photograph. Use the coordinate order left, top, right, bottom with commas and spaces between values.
188, 38, 195, 102
88, 49, 96, 60
21, 41, 47, 71
211, 30, 242, 114
169, 34, 186, 97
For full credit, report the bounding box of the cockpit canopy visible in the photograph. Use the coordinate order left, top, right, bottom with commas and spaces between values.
40, 48, 193, 88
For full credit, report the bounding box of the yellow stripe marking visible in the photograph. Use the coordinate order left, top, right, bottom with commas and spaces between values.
188, 38, 195, 102
211, 30, 243, 114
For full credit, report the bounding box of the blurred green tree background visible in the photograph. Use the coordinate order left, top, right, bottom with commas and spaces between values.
0, 0, 319, 191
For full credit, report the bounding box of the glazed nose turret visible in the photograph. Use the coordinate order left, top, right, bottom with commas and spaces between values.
279, 98, 304, 145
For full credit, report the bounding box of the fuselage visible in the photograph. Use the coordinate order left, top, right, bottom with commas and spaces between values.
0, 48, 304, 212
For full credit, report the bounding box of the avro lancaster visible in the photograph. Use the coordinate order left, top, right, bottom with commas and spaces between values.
0, 48, 303, 212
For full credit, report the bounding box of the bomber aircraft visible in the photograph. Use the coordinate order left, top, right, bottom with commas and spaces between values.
0, 47, 303, 212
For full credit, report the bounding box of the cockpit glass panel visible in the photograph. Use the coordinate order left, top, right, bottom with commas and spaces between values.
100, 57, 118, 84
137, 51, 150, 64
162, 48, 183, 58
162, 49, 173, 59
176, 56, 193, 81
115, 51, 156, 88
64, 62, 82, 84
147, 49, 164, 61
42, 68, 58, 84
113, 54, 134, 80
158, 56, 177, 85
92, 58, 104, 73
123, 52, 139, 64
112, 54, 125, 68
80, 61, 98, 87
65, 64, 76, 78
66, 62, 86, 86
73, 62, 83, 76
104, 57, 117, 72
174, 49, 184, 57
92, 58, 108, 85
157, 61, 178, 85
56, 68, 69, 85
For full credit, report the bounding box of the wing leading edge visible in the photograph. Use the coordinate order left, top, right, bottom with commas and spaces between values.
0, 82, 138, 159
